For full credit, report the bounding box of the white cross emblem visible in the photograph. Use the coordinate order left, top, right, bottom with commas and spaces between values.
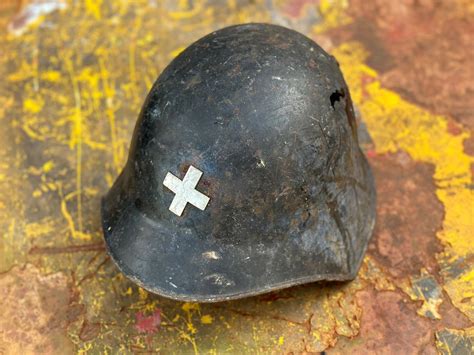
163, 165, 210, 216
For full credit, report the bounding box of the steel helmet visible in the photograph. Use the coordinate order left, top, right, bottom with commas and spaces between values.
102, 23, 376, 302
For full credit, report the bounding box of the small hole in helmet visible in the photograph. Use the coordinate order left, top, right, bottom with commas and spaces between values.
134, 198, 143, 209
330, 89, 345, 109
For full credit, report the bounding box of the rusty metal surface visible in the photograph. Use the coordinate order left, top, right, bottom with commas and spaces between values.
0, 0, 472, 353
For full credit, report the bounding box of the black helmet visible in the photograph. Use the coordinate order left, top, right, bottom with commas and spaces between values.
102, 23, 376, 302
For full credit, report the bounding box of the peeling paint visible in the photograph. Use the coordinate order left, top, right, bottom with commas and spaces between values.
406, 269, 443, 319
436, 327, 474, 355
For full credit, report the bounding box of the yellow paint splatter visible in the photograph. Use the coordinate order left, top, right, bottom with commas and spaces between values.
25, 219, 56, 239
42, 161, 54, 173
169, 1, 204, 20
314, 0, 352, 34
182, 302, 200, 313
138, 287, 148, 300
41, 70, 61, 82
200, 315, 213, 324
278, 336, 284, 345
77, 342, 92, 354
180, 302, 200, 352
23, 98, 43, 113
85, 0, 102, 20
181, 302, 201, 341
123, 287, 132, 296
7, 60, 35, 82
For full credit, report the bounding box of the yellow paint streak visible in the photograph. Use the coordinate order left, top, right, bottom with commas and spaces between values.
78, 343, 92, 354
33, 44, 39, 91
6, 219, 16, 251
7, 60, 35, 82
60, 190, 77, 239
122, 287, 132, 296
21, 119, 46, 141
59, 186, 90, 240
182, 302, 199, 334
200, 315, 213, 324
129, 40, 137, 86
41, 70, 61, 82
85, 0, 102, 20
314, 0, 352, 34
170, 46, 186, 59
23, 98, 43, 113
99, 57, 122, 174
65, 58, 84, 238
179, 330, 199, 355
128, 15, 142, 91
25, 219, 55, 239
169, 1, 204, 20
332, 42, 474, 320
180, 302, 200, 354
138, 287, 148, 300
42, 161, 54, 173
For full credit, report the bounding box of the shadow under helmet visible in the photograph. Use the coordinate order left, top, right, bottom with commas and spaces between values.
102, 23, 376, 302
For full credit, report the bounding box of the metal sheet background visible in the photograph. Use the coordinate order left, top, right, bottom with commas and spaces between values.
0, 0, 472, 353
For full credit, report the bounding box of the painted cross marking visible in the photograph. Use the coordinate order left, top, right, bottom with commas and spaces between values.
163, 165, 210, 216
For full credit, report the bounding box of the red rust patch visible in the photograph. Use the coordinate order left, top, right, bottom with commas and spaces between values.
283, 0, 316, 18
365, 149, 377, 159
135, 309, 162, 334
447, 120, 463, 136
436, 294, 473, 329
368, 152, 444, 279
348, 288, 436, 353
0, 264, 83, 353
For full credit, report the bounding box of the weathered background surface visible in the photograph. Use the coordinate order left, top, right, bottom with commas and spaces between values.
0, 0, 472, 353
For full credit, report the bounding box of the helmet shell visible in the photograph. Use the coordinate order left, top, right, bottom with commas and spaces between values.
102, 23, 376, 302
